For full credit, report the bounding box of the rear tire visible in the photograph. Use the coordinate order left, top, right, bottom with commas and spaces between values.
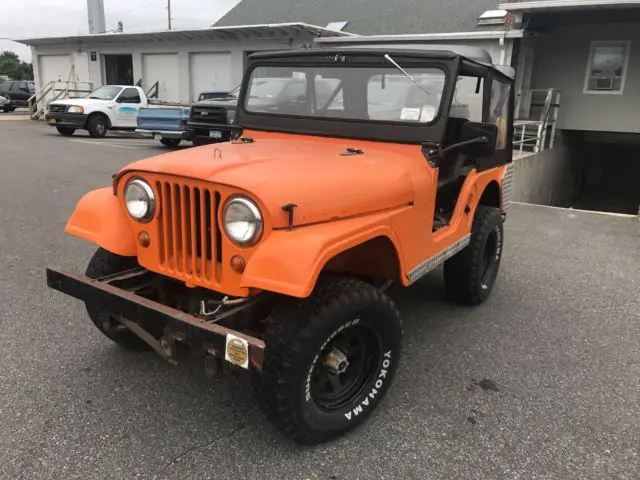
253, 277, 402, 445
86, 114, 108, 138
85, 248, 149, 351
56, 126, 75, 136
443, 206, 504, 305
160, 138, 181, 148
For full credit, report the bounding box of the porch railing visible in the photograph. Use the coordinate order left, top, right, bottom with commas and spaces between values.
513, 89, 561, 154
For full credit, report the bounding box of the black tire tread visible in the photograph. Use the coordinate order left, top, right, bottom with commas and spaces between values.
86, 114, 108, 138
443, 206, 502, 305
85, 248, 149, 351
253, 276, 402, 444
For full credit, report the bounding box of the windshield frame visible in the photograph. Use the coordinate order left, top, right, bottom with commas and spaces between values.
236, 51, 458, 145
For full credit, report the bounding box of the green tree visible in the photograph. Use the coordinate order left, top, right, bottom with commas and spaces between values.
0, 51, 34, 80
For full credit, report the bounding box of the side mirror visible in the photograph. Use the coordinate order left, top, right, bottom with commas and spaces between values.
459, 121, 498, 157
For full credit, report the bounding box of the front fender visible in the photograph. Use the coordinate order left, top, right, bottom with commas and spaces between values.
240, 209, 407, 298
65, 187, 136, 256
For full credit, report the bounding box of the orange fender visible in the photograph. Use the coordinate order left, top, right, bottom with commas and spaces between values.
240, 209, 407, 298
65, 187, 136, 257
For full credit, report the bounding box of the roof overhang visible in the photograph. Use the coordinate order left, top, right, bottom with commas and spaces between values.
500, 0, 640, 12
16, 22, 355, 47
317, 30, 523, 45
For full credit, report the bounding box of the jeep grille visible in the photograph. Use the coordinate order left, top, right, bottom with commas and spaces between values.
155, 181, 223, 284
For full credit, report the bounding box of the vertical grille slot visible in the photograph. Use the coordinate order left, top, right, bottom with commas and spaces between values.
155, 180, 221, 283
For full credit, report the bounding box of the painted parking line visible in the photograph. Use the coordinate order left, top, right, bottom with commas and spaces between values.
69, 139, 146, 150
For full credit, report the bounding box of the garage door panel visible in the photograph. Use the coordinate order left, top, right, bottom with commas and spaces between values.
143, 54, 179, 102
39, 55, 73, 84
189, 53, 232, 102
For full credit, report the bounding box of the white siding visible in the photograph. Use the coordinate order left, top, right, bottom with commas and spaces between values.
189, 52, 233, 102
142, 53, 180, 102
532, 22, 640, 133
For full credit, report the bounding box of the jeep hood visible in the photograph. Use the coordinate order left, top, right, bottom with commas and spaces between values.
120, 132, 428, 229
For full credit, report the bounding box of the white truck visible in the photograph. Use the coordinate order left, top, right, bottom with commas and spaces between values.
45, 85, 183, 138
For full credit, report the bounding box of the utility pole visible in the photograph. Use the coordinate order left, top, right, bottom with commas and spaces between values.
167, 0, 172, 30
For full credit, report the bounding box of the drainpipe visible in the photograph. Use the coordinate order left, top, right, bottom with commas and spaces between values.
499, 32, 507, 65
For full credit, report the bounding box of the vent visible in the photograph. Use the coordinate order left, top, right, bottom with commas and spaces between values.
478, 10, 507, 26
325, 21, 349, 32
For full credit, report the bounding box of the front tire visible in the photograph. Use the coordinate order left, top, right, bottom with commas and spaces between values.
56, 126, 75, 136
160, 138, 181, 148
85, 248, 149, 351
443, 206, 504, 305
253, 277, 402, 445
86, 114, 108, 138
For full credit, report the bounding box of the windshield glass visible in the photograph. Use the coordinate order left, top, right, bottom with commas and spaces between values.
87, 86, 122, 100
199, 86, 240, 101
244, 65, 445, 123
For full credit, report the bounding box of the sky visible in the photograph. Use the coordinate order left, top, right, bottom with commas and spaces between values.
0, 0, 241, 61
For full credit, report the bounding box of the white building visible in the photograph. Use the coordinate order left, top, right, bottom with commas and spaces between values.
18, 23, 352, 103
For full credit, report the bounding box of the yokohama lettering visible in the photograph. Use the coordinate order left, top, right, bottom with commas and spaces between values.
344, 350, 392, 421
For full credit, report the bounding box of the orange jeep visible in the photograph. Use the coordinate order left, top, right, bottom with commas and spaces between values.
47, 46, 515, 444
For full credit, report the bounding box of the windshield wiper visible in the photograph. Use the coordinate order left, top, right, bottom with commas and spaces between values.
383, 54, 431, 97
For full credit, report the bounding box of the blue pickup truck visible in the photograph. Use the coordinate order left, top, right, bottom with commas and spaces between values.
136, 106, 192, 148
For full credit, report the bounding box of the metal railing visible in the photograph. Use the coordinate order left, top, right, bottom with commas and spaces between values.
28, 81, 93, 120
513, 89, 561, 154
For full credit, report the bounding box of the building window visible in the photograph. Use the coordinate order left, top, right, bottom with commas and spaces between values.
584, 41, 631, 94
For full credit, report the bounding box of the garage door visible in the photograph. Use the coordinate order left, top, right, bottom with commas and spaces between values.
39, 55, 73, 84
142, 53, 179, 102
189, 52, 232, 102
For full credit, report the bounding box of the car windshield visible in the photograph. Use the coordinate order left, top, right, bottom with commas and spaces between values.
248, 78, 292, 99
198, 86, 240, 101
244, 65, 446, 123
87, 86, 122, 100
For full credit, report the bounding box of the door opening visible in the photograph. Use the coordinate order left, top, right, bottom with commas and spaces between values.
104, 54, 134, 85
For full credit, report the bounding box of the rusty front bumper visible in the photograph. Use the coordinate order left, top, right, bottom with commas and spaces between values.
46, 268, 265, 371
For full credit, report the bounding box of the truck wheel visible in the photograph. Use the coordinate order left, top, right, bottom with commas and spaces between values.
160, 138, 181, 148
253, 277, 402, 444
86, 114, 108, 138
443, 206, 504, 305
84, 248, 149, 351
56, 126, 75, 136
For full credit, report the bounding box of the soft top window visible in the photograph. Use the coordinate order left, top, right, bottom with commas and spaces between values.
244, 65, 445, 125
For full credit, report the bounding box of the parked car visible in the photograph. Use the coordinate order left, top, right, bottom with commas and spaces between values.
187, 94, 239, 146
0, 80, 35, 108
46, 85, 174, 138
0, 94, 13, 112
46, 46, 515, 445
135, 106, 192, 148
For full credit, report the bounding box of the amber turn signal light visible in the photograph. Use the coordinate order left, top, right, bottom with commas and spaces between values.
138, 231, 151, 248
230, 255, 246, 273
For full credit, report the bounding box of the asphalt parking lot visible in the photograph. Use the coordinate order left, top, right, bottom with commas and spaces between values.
0, 120, 638, 480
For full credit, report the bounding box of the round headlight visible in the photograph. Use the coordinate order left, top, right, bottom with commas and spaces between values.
223, 197, 263, 246
124, 179, 155, 222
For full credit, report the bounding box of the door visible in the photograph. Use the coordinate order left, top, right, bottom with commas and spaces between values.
114, 87, 142, 128
189, 52, 232, 102
142, 53, 179, 102
10, 81, 32, 103
39, 55, 73, 84
104, 54, 134, 85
